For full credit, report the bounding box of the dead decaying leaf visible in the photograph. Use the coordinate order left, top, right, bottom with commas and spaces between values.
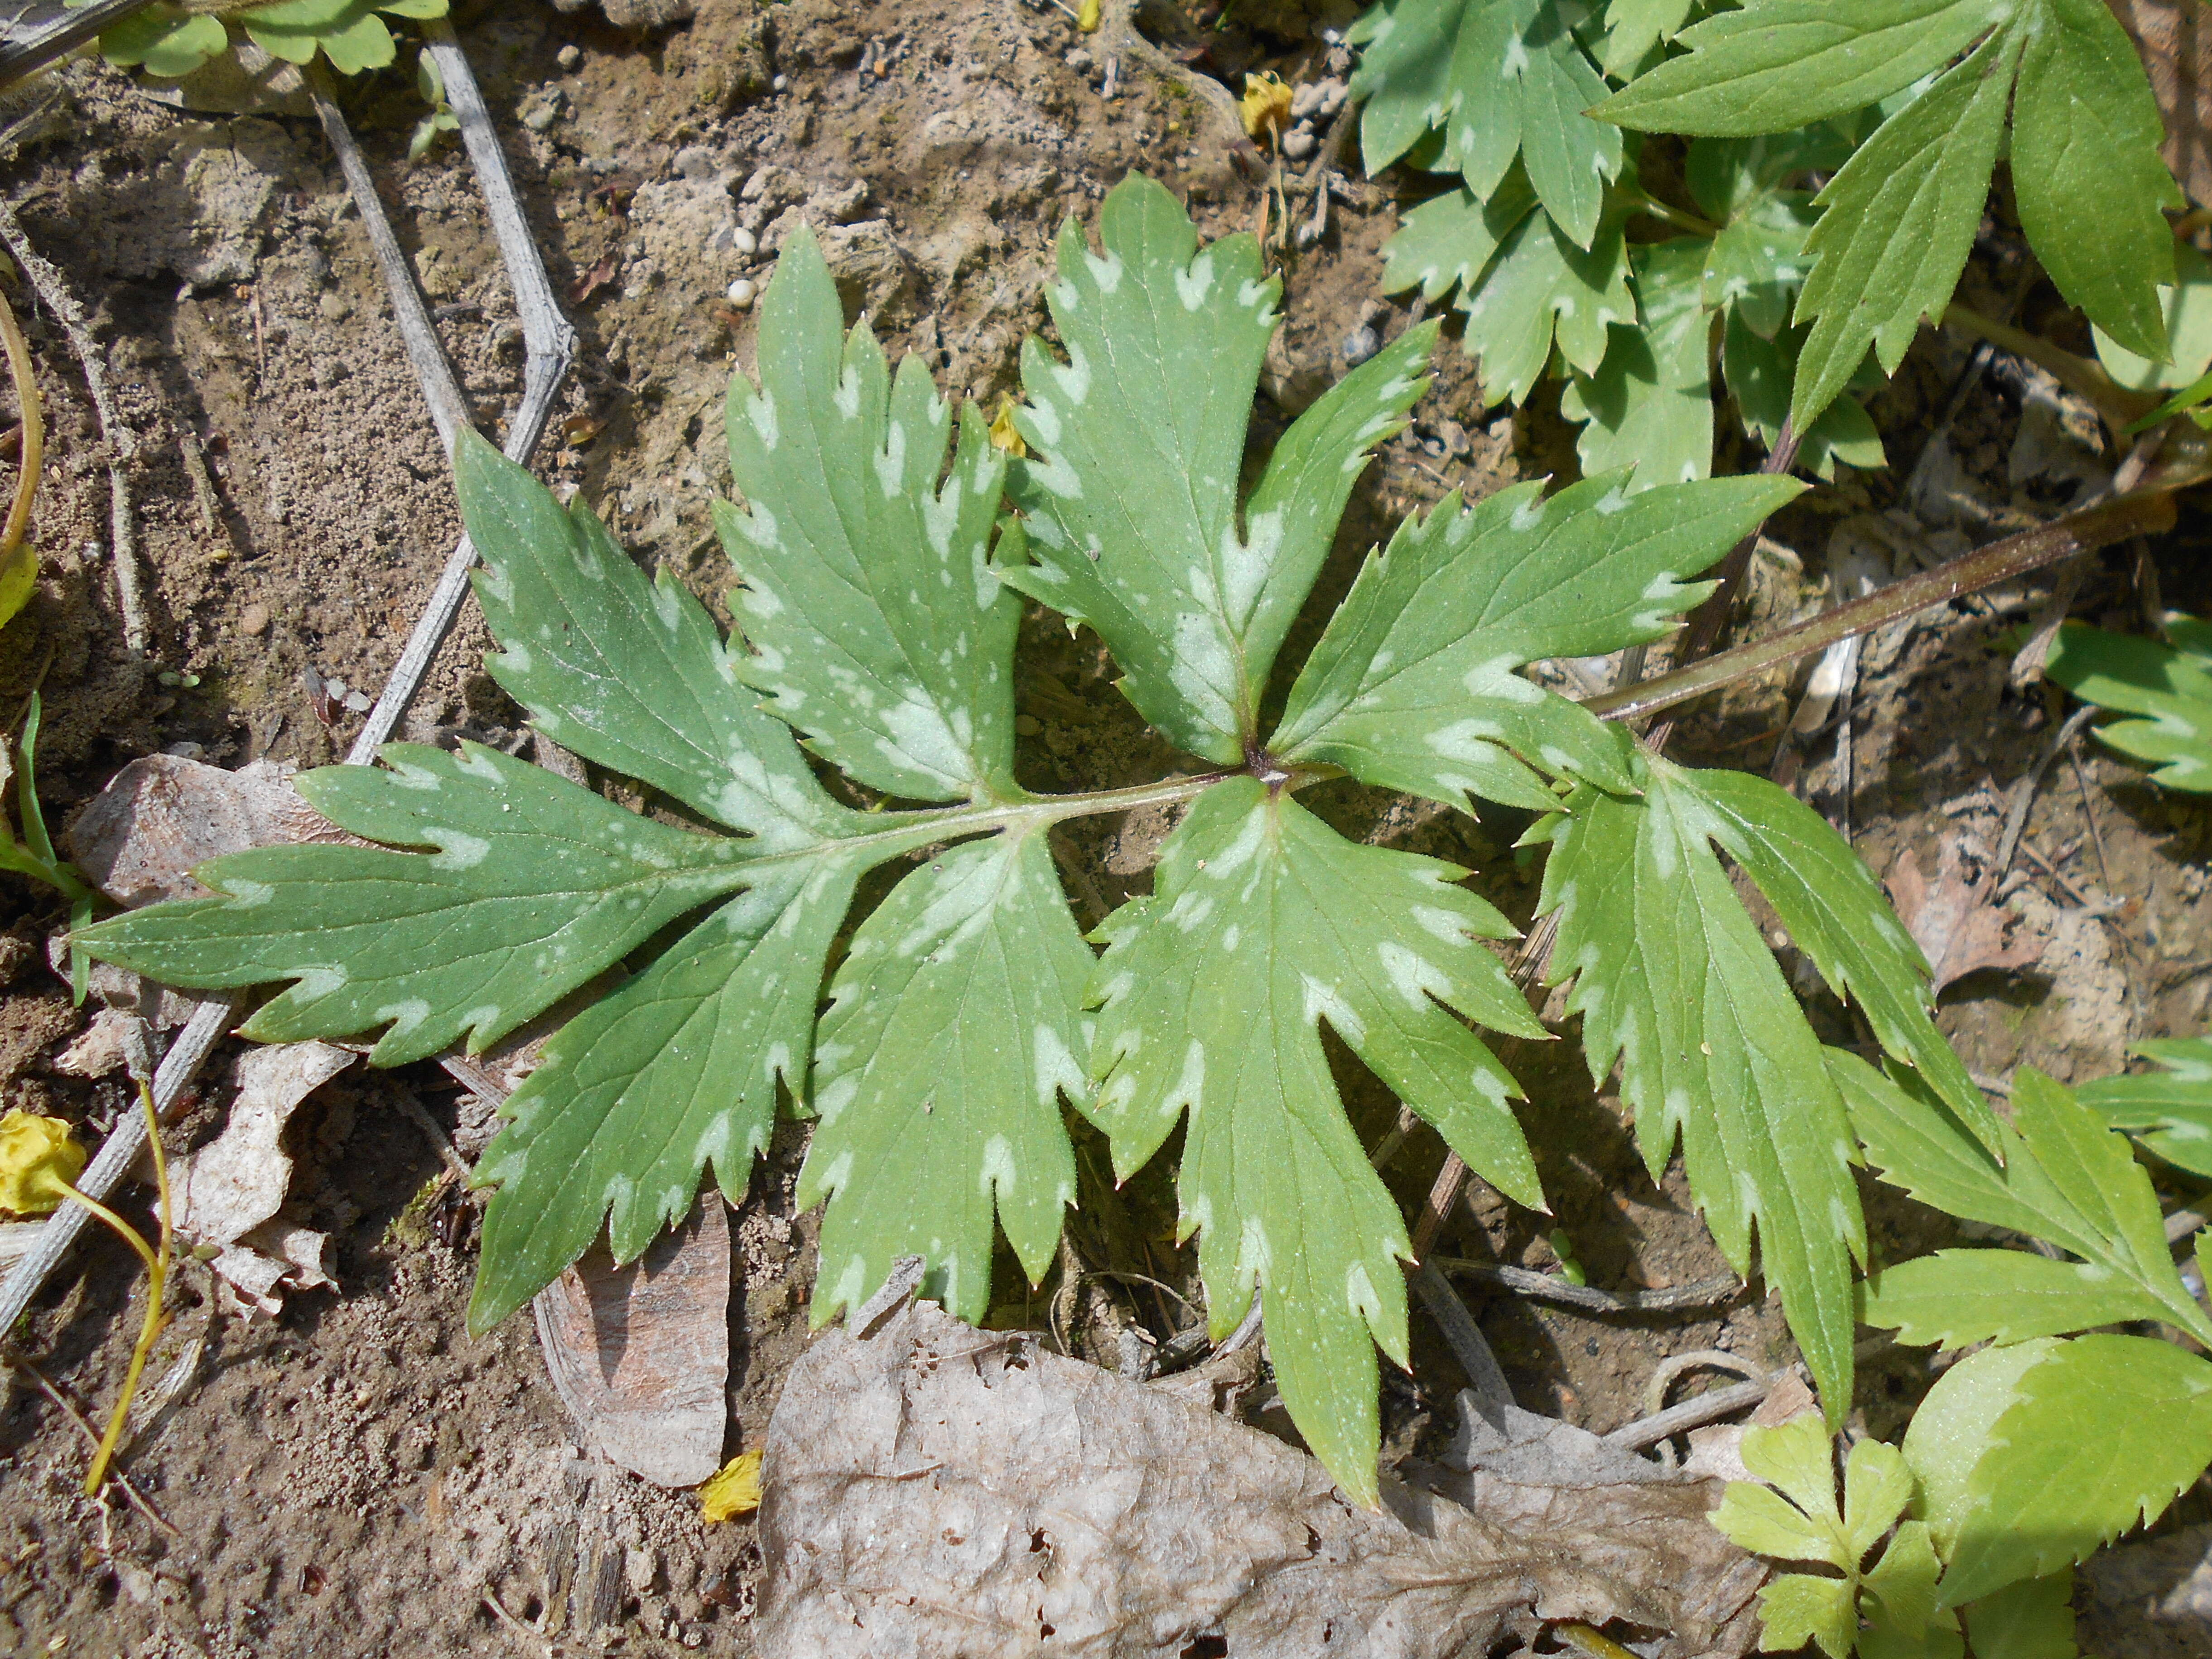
63, 752, 350, 909
163, 1040, 357, 1316
755, 1298, 1764, 1659
1887, 839, 2047, 995
534, 1197, 731, 1489
2110, 0, 2212, 208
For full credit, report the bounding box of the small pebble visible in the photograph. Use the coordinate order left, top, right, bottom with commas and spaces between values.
324, 678, 348, 701
730, 226, 758, 257
726, 278, 757, 308
239, 603, 270, 635
1290, 82, 1322, 120
1281, 125, 1316, 161
557, 43, 581, 70
1065, 47, 1092, 71
343, 691, 371, 714
771, 72, 789, 92
1342, 324, 1380, 367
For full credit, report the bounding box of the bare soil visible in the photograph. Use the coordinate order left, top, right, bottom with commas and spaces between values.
0, 1, 2208, 1654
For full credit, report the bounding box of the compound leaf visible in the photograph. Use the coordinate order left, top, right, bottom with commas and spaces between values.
2044, 617, 2212, 792
1790, 24, 2022, 430
1723, 313, 1888, 480
1600, 0, 1694, 77
1458, 209, 1634, 407
1756, 1574, 1857, 1659
458, 431, 860, 849
717, 227, 1019, 805
1861, 1523, 1963, 1659
2010, 0, 2181, 362
1378, 173, 1537, 304
1002, 175, 1431, 763
75, 742, 756, 1066
2077, 1037, 2212, 1176
800, 828, 1095, 1325
1561, 238, 1715, 490
1904, 1338, 2064, 1560
1690, 766, 2000, 1150
1596, 0, 2012, 136
469, 860, 860, 1330
1936, 1334, 2212, 1606
1540, 752, 1866, 1414
1348, 0, 1621, 246
1860, 1249, 2178, 1348
1274, 472, 1797, 812
1837, 1055, 2212, 1347
1088, 777, 1547, 1502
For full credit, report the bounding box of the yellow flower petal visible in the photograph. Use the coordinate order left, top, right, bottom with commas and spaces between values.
1239, 72, 1292, 144
1077, 0, 1100, 32
699, 1449, 764, 1522
988, 395, 1028, 459
0, 1111, 85, 1216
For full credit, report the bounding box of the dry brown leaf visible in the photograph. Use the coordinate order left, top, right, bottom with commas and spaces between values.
755, 1298, 1764, 1659
63, 754, 350, 909
2110, 0, 2212, 207
1887, 840, 2047, 994
533, 1196, 731, 1489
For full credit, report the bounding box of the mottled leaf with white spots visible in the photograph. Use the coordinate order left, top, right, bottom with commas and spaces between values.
457, 430, 860, 847
800, 829, 1096, 1326
470, 858, 864, 1329
1538, 748, 1867, 1417
1002, 175, 1435, 764
1088, 778, 1547, 1503
77, 742, 758, 1066
718, 226, 1019, 804
1456, 210, 1634, 408
1561, 239, 1716, 492
1272, 472, 1798, 812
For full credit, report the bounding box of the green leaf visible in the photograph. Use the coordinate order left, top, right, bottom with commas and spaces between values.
242, 0, 396, 71
1937, 1335, 2212, 1606
1723, 312, 1888, 480
1904, 1337, 2064, 1558
1560, 239, 1715, 491
75, 743, 757, 1066
1861, 1522, 1963, 1659
469, 860, 860, 1330
1860, 1249, 2178, 1347
1595, 0, 2013, 136
1755, 1573, 1857, 1659
1348, 0, 1622, 247
1842, 1437, 1917, 1560
1790, 24, 2023, 430
1001, 176, 1432, 763
2008, 0, 2181, 363
1688, 767, 1999, 1150
456, 430, 862, 848
96, 6, 229, 76
1959, 1573, 2078, 1659
1457, 209, 1634, 407
1540, 753, 1867, 1415
1711, 1481, 1846, 1568
1273, 472, 1798, 811
1377, 174, 1537, 304
2044, 618, 2212, 793
2095, 243, 2212, 392
716, 227, 1019, 805
2077, 1037, 2212, 1177
1599, 0, 1694, 78
800, 828, 1095, 1325
1836, 1055, 2212, 1347
1088, 777, 1548, 1502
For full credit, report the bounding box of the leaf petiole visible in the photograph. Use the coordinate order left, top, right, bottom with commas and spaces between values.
76, 1080, 170, 1497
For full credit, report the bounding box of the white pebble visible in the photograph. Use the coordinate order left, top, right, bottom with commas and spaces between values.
557, 43, 580, 70
731, 227, 758, 256
726, 279, 757, 308
1282, 126, 1317, 160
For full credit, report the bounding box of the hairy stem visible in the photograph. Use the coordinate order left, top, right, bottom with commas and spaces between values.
1584, 489, 2179, 726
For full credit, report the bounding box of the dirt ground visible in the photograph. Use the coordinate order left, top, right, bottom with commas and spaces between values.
0, 0, 2208, 1654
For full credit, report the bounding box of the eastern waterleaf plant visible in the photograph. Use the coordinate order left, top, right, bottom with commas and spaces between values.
78, 174, 1988, 1504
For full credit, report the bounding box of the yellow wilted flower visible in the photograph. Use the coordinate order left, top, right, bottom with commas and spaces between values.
1077, 0, 1100, 32
988, 395, 1028, 459
699, 1449, 764, 1522
1240, 72, 1293, 145
0, 1110, 86, 1216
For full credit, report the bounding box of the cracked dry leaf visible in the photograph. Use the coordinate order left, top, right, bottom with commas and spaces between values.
63, 753, 352, 908
1885, 841, 2046, 996
755, 1299, 1764, 1659
532, 1195, 731, 1489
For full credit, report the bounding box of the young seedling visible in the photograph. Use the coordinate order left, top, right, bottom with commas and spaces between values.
78, 175, 1985, 1503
